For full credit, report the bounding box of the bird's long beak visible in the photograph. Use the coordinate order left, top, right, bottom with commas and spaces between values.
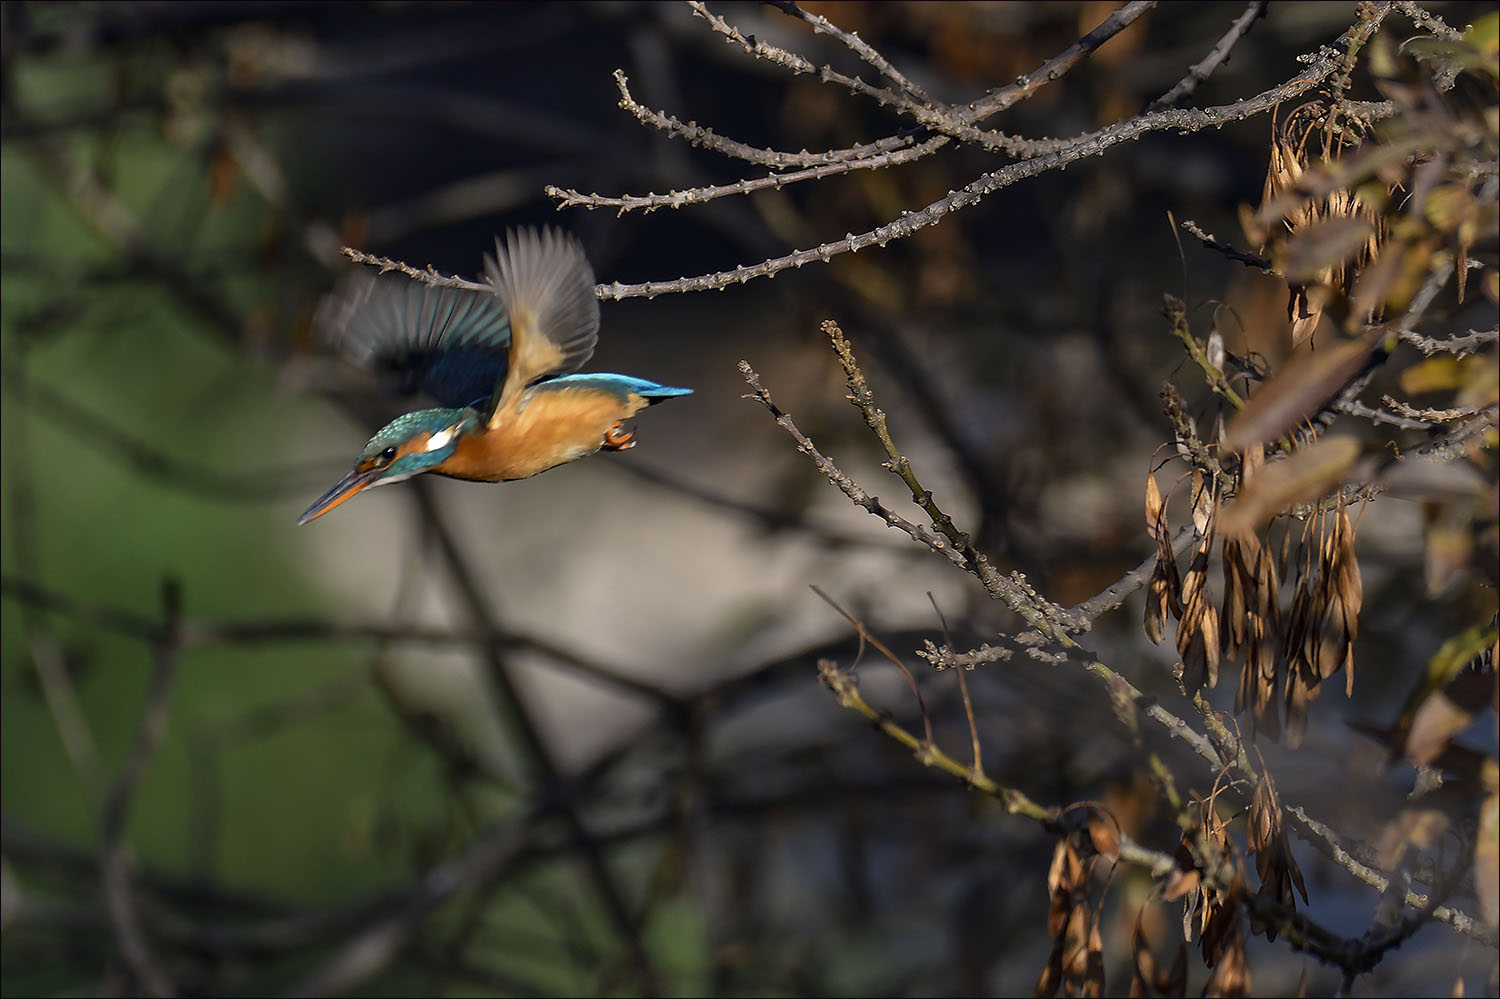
297, 467, 380, 525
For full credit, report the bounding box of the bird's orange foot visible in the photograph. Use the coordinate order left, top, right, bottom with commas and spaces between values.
603, 421, 636, 451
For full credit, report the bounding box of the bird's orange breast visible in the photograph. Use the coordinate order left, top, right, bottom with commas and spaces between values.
436, 385, 648, 482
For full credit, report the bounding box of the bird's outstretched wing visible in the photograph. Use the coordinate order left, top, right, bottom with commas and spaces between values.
484, 227, 600, 423
316, 273, 512, 410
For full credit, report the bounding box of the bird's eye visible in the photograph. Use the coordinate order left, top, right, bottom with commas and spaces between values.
376, 446, 398, 466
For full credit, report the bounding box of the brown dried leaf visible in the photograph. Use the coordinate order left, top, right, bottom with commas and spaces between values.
1038, 840, 1075, 998
1223, 335, 1382, 451
1221, 535, 1251, 662
1335, 506, 1363, 646
1200, 605, 1222, 690
1378, 807, 1452, 869
1425, 513, 1474, 596
1477, 790, 1498, 929
1200, 874, 1242, 968
1083, 909, 1106, 998
1348, 243, 1406, 322
1406, 671, 1496, 766
1220, 437, 1362, 536
1192, 469, 1215, 535
1146, 473, 1166, 540
1145, 474, 1183, 646
1277, 216, 1377, 284
1087, 811, 1121, 862
1146, 567, 1171, 646
1047, 840, 1078, 902
1178, 532, 1221, 694
1235, 535, 1284, 739
1204, 927, 1252, 999
1129, 907, 1174, 999
1248, 773, 1308, 941
1162, 836, 1200, 902
1036, 943, 1064, 999
1282, 566, 1324, 748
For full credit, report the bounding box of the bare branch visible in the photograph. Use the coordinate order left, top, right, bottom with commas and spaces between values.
1147, 1, 1269, 112
1379, 396, 1485, 423
1179, 217, 1274, 272
555, 0, 1160, 213
689, 1, 913, 115
965, 0, 1159, 120
1397, 326, 1499, 358
339, 247, 489, 292
737, 360, 965, 567
597, 53, 1349, 299
763, 0, 936, 106
547, 126, 940, 214
1336, 396, 1437, 429
592, 68, 925, 171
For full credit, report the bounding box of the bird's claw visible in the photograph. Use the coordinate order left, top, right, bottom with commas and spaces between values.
603, 421, 636, 450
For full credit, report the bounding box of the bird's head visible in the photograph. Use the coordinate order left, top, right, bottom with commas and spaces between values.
298, 409, 474, 525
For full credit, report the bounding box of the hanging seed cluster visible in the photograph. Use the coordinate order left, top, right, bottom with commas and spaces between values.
1162, 788, 1254, 998
1145, 469, 1363, 748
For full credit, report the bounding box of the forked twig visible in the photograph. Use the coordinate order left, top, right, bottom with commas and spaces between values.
812, 584, 933, 747
929, 593, 985, 782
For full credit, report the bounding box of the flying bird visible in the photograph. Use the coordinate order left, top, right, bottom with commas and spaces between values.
298, 227, 691, 524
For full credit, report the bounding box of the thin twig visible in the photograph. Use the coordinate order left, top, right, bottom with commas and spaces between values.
0, 574, 678, 708
553, 0, 1159, 212
1179, 218, 1274, 272
763, 0, 935, 106
825, 321, 1087, 631
928, 593, 984, 782
1285, 805, 1495, 945
1068, 523, 1200, 623
1379, 396, 1482, 423
824, 324, 993, 573
814, 658, 1054, 820
1147, 1, 1269, 112
594, 52, 1352, 299
1335, 396, 1435, 429
596, 68, 924, 171
965, 0, 1159, 121
100, 580, 183, 999
548, 124, 940, 213
689, 1, 918, 120
737, 360, 967, 568
1397, 326, 1498, 358
339, 247, 489, 292
812, 585, 934, 746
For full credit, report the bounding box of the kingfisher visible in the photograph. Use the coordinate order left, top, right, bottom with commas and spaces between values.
298, 227, 691, 525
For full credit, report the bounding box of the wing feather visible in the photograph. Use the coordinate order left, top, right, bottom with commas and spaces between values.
316, 273, 512, 409
484, 227, 600, 423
